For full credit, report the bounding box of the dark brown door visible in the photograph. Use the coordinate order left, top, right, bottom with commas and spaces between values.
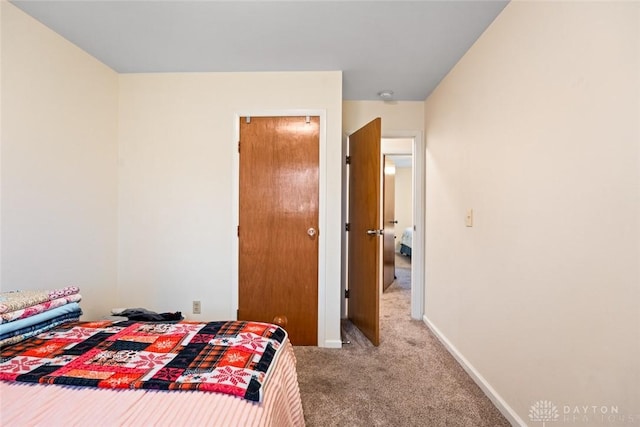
383, 157, 396, 291
348, 118, 381, 346
238, 116, 319, 346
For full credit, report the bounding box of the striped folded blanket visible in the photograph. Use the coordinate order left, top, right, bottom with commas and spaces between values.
0, 312, 81, 348
1, 294, 82, 324
0, 302, 82, 340
0, 287, 80, 314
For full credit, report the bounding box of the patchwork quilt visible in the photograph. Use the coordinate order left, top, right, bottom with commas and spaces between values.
0, 320, 287, 402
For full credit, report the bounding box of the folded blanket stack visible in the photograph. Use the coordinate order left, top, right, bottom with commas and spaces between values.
0, 287, 82, 347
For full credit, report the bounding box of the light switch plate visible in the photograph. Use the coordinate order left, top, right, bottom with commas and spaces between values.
465, 209, 473, 227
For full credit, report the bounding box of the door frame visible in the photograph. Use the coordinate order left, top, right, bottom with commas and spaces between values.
383, 131, 425, 320
232, 109, 328, 345
342, 130, 425, 320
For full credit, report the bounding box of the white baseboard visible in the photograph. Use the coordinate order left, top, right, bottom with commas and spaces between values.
321, 339, 342, 349
422, 315, 526, 427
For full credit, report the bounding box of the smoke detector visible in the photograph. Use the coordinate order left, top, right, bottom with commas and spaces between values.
377, 90, 394, 101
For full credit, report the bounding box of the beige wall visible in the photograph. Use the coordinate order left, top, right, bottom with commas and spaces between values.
343, 101, 424, 136
424, 2, 639, 424
118, 71, 343, 346
0, 2, 119, 319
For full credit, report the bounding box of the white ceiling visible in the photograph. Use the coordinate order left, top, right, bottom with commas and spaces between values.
11, 0, 508, 101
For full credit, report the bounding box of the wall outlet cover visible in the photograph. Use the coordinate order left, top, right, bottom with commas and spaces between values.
192, 301, 201, 314
465, 209, 473, 227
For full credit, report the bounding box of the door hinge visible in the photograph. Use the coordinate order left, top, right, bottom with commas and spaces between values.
345, 155, 351, 165
345, 223, 350, 232
345, 289, 350, 299
238, 141, 240, 153
237, 225, 239, 237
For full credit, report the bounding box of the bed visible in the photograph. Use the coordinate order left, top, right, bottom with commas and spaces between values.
0, 290, 305, 427
399, 227, 412, 257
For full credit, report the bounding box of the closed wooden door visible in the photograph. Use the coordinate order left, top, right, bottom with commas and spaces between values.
238, 116, 319, 346
383, 157, 396, 291
348, 118, 381, 346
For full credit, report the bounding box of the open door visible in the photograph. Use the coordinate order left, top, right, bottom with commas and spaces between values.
347, 118, 381, 346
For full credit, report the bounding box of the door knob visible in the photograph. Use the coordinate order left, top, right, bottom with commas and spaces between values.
366, 229, 383, 236
307, 227, 317, 237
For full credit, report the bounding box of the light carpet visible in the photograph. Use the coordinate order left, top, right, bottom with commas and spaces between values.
293, 255, 510, 426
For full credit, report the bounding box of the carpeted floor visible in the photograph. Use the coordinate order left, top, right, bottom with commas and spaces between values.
293, 255, 510, 427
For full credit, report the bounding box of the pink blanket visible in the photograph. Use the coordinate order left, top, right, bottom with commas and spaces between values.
0, 287, 80, 313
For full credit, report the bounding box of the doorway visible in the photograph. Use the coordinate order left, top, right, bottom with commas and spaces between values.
381, 133, 424, 322
343, 128, 425, 344
382, 156, 397, 292
383, 153, 413, 301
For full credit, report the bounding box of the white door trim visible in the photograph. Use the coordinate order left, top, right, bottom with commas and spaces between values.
232, 109, 328, 346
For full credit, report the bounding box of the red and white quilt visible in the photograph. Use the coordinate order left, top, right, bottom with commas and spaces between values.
0, 319, 287, 402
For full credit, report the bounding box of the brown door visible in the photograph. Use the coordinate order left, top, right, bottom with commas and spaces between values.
383, 157, 396, 291
238, 116, 319, 346
348, 118, 382, 346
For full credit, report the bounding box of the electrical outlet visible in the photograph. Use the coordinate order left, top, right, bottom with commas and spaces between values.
192, 300, 201, 314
